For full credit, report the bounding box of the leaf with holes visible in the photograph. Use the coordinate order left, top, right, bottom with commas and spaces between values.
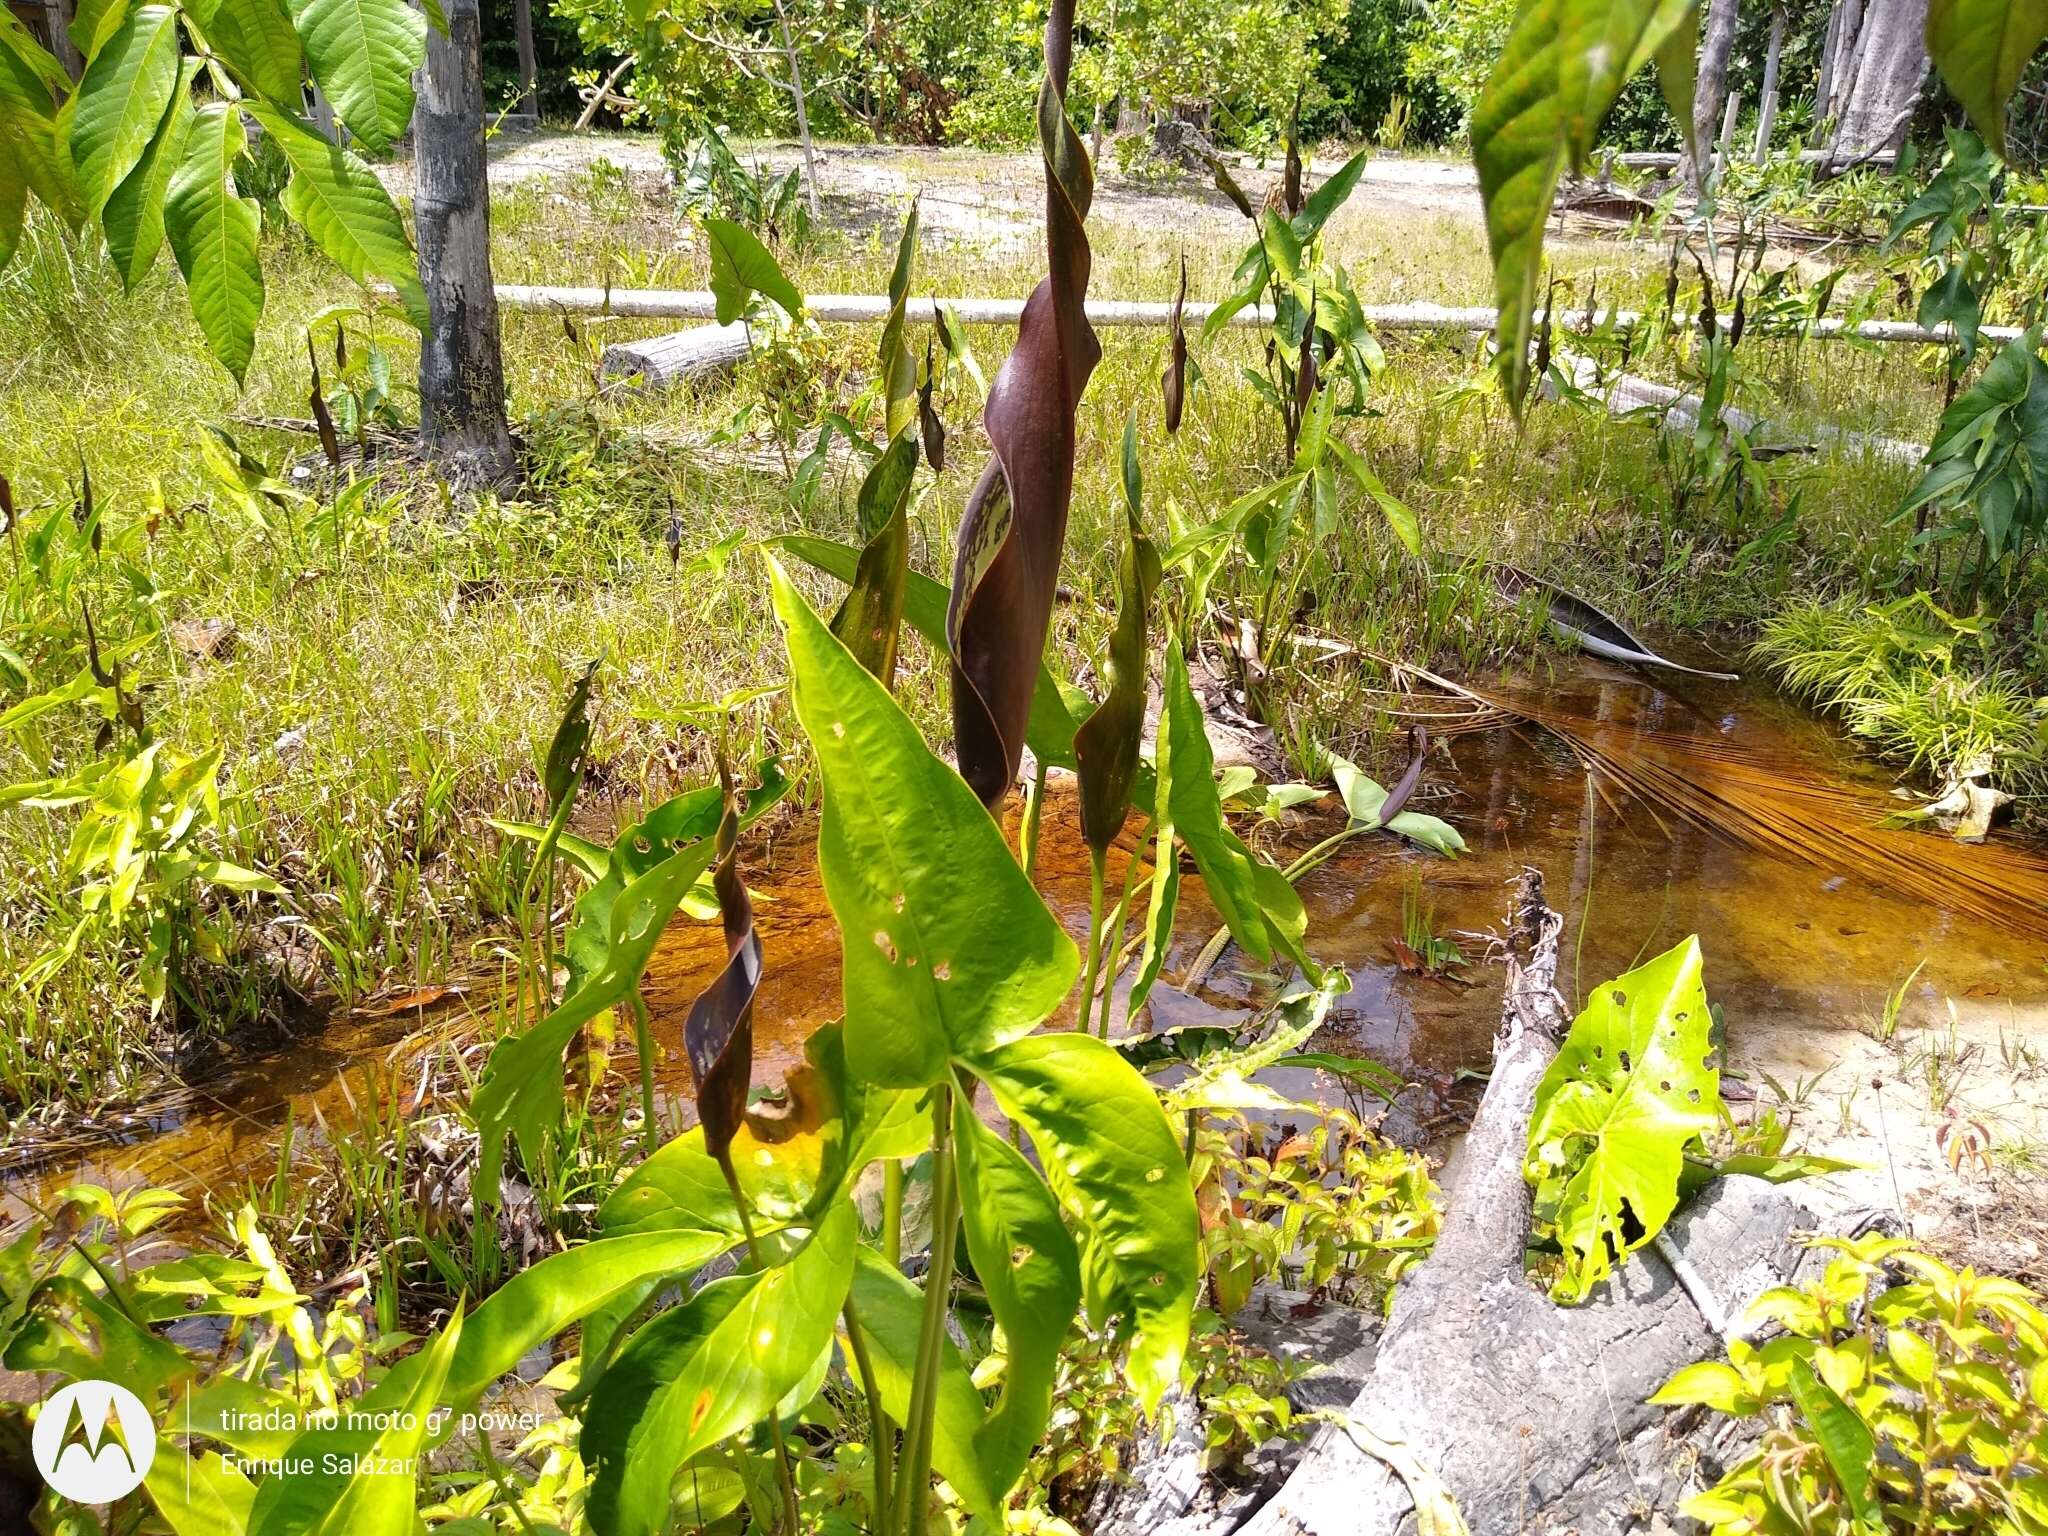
770, 556, 1076, 1087
975, 1031, 1198, 1414
584, 1202, 855, 1536
1524, 935, 1722, 1302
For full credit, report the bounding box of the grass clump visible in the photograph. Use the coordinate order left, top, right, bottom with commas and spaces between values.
1753, 592, 2047, 800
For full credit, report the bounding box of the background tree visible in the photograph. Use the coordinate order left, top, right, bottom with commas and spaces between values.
416, 0, 516, 485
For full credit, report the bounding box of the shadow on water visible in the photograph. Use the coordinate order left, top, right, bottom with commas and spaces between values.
12, 660, 2048, 1214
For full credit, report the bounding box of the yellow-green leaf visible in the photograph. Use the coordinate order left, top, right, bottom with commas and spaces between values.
1926, 0, 2048, 158
287, 0, 423, 153
67, 2, 180, 216
164, 102, 264, 384
103, 56, 196, 290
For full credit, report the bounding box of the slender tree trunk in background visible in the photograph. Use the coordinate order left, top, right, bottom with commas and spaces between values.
1830, 0, 1929, 162
513, 0, 538, 119
773, 0, 820, 220
1753, 3, 1786, 157
1814, 0, 1844, 127
1686, 0, 1740, 190
43, 0, 83, 76
415, 0, 517, 487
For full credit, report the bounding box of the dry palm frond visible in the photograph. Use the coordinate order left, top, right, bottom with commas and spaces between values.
1392, 662, 2048, 938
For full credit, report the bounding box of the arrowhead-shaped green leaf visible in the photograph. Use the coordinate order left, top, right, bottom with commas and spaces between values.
768, 554, 1077, 1087
703, 215, 802, 324
103, 56, 196, 290
165, 102, 265, 384
247, 103, 425, 325
288, 0, 423, 153
585, 1203, 856, 1536
68, 2, 180, 217
975, 1031, 1199, 1415
1525, 934, 1722, 1301
1927, 0, 2048, 159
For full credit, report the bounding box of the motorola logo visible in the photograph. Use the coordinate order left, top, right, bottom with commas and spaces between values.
31, 1380, 157, 1504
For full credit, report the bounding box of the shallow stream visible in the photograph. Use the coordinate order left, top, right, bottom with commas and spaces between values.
12, 656, 2048, 1220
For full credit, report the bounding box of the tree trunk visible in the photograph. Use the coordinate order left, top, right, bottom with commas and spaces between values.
43, 0, 83, 77
513, 0, 538, 120
1753, 3, 1786, 158
415, 0, 517, 487
1685, 0, 1740, 190
773, 0, 820, 221
1829, 0, 1928, 163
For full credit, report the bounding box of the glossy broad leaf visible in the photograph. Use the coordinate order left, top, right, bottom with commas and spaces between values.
703, 215, 802, 324
770, 556, 1077, 1086
184, 0, 303, 102
683, 794, 761, 1165
947, 0, 1099, 805
1472, 0, 1694, 409
146, 1448, 256, 1536
471, 832, 722, 1203
975, 1032, 1198, 1413
952, 1098, 1082, 1493
584, 1202, 856, 1536
844, 1249, 1003, 1522
1926, 0, 2048, 158
289, 0, 423, 153
165, 102, 265, 384
771, 535, 1080, 770
1524, 935, 1722, 1301
1075, 420, 1161, 850
247, 103, 426, 325
102, 55, 195, 290
68, 2, 180, 217
1157, 638, 1306, 968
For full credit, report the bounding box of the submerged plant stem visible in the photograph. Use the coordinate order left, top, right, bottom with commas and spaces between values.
893, 1081, 961, 1536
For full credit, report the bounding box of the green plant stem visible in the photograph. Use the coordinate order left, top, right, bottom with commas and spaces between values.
1094, 824, 1151, 1037
882, 1159, 904, 1269
1020, 756, 1048, 877
841, 1297, 895, 1528
628, 990, 659, 1150
721, 1158, 804, 1536
892, 1082, 961, 1536
1077, 845, 1107, 1034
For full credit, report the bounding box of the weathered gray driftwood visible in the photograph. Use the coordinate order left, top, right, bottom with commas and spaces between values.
1100, 870, 1833, 1536
600, 322, 753, 391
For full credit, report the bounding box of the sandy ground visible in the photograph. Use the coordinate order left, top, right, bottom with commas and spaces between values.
389, 129, 1488, 255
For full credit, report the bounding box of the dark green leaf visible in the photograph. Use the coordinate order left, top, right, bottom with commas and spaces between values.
1787, 1358, 1881, 1525
704, 215, 802, 323
102, 56, 196, 290
1926, 0, 2048, 158
288, 0, 424, 154
165, 102, 265, 384
1076, 423, 1161, 851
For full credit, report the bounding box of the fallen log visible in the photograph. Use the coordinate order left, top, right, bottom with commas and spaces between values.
599, 321, 753, 390
1099, 870, 1847, 1536
1558, 352, 1925, 465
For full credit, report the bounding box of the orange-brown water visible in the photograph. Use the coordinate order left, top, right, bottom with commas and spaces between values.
12, 658, 2048, 1214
